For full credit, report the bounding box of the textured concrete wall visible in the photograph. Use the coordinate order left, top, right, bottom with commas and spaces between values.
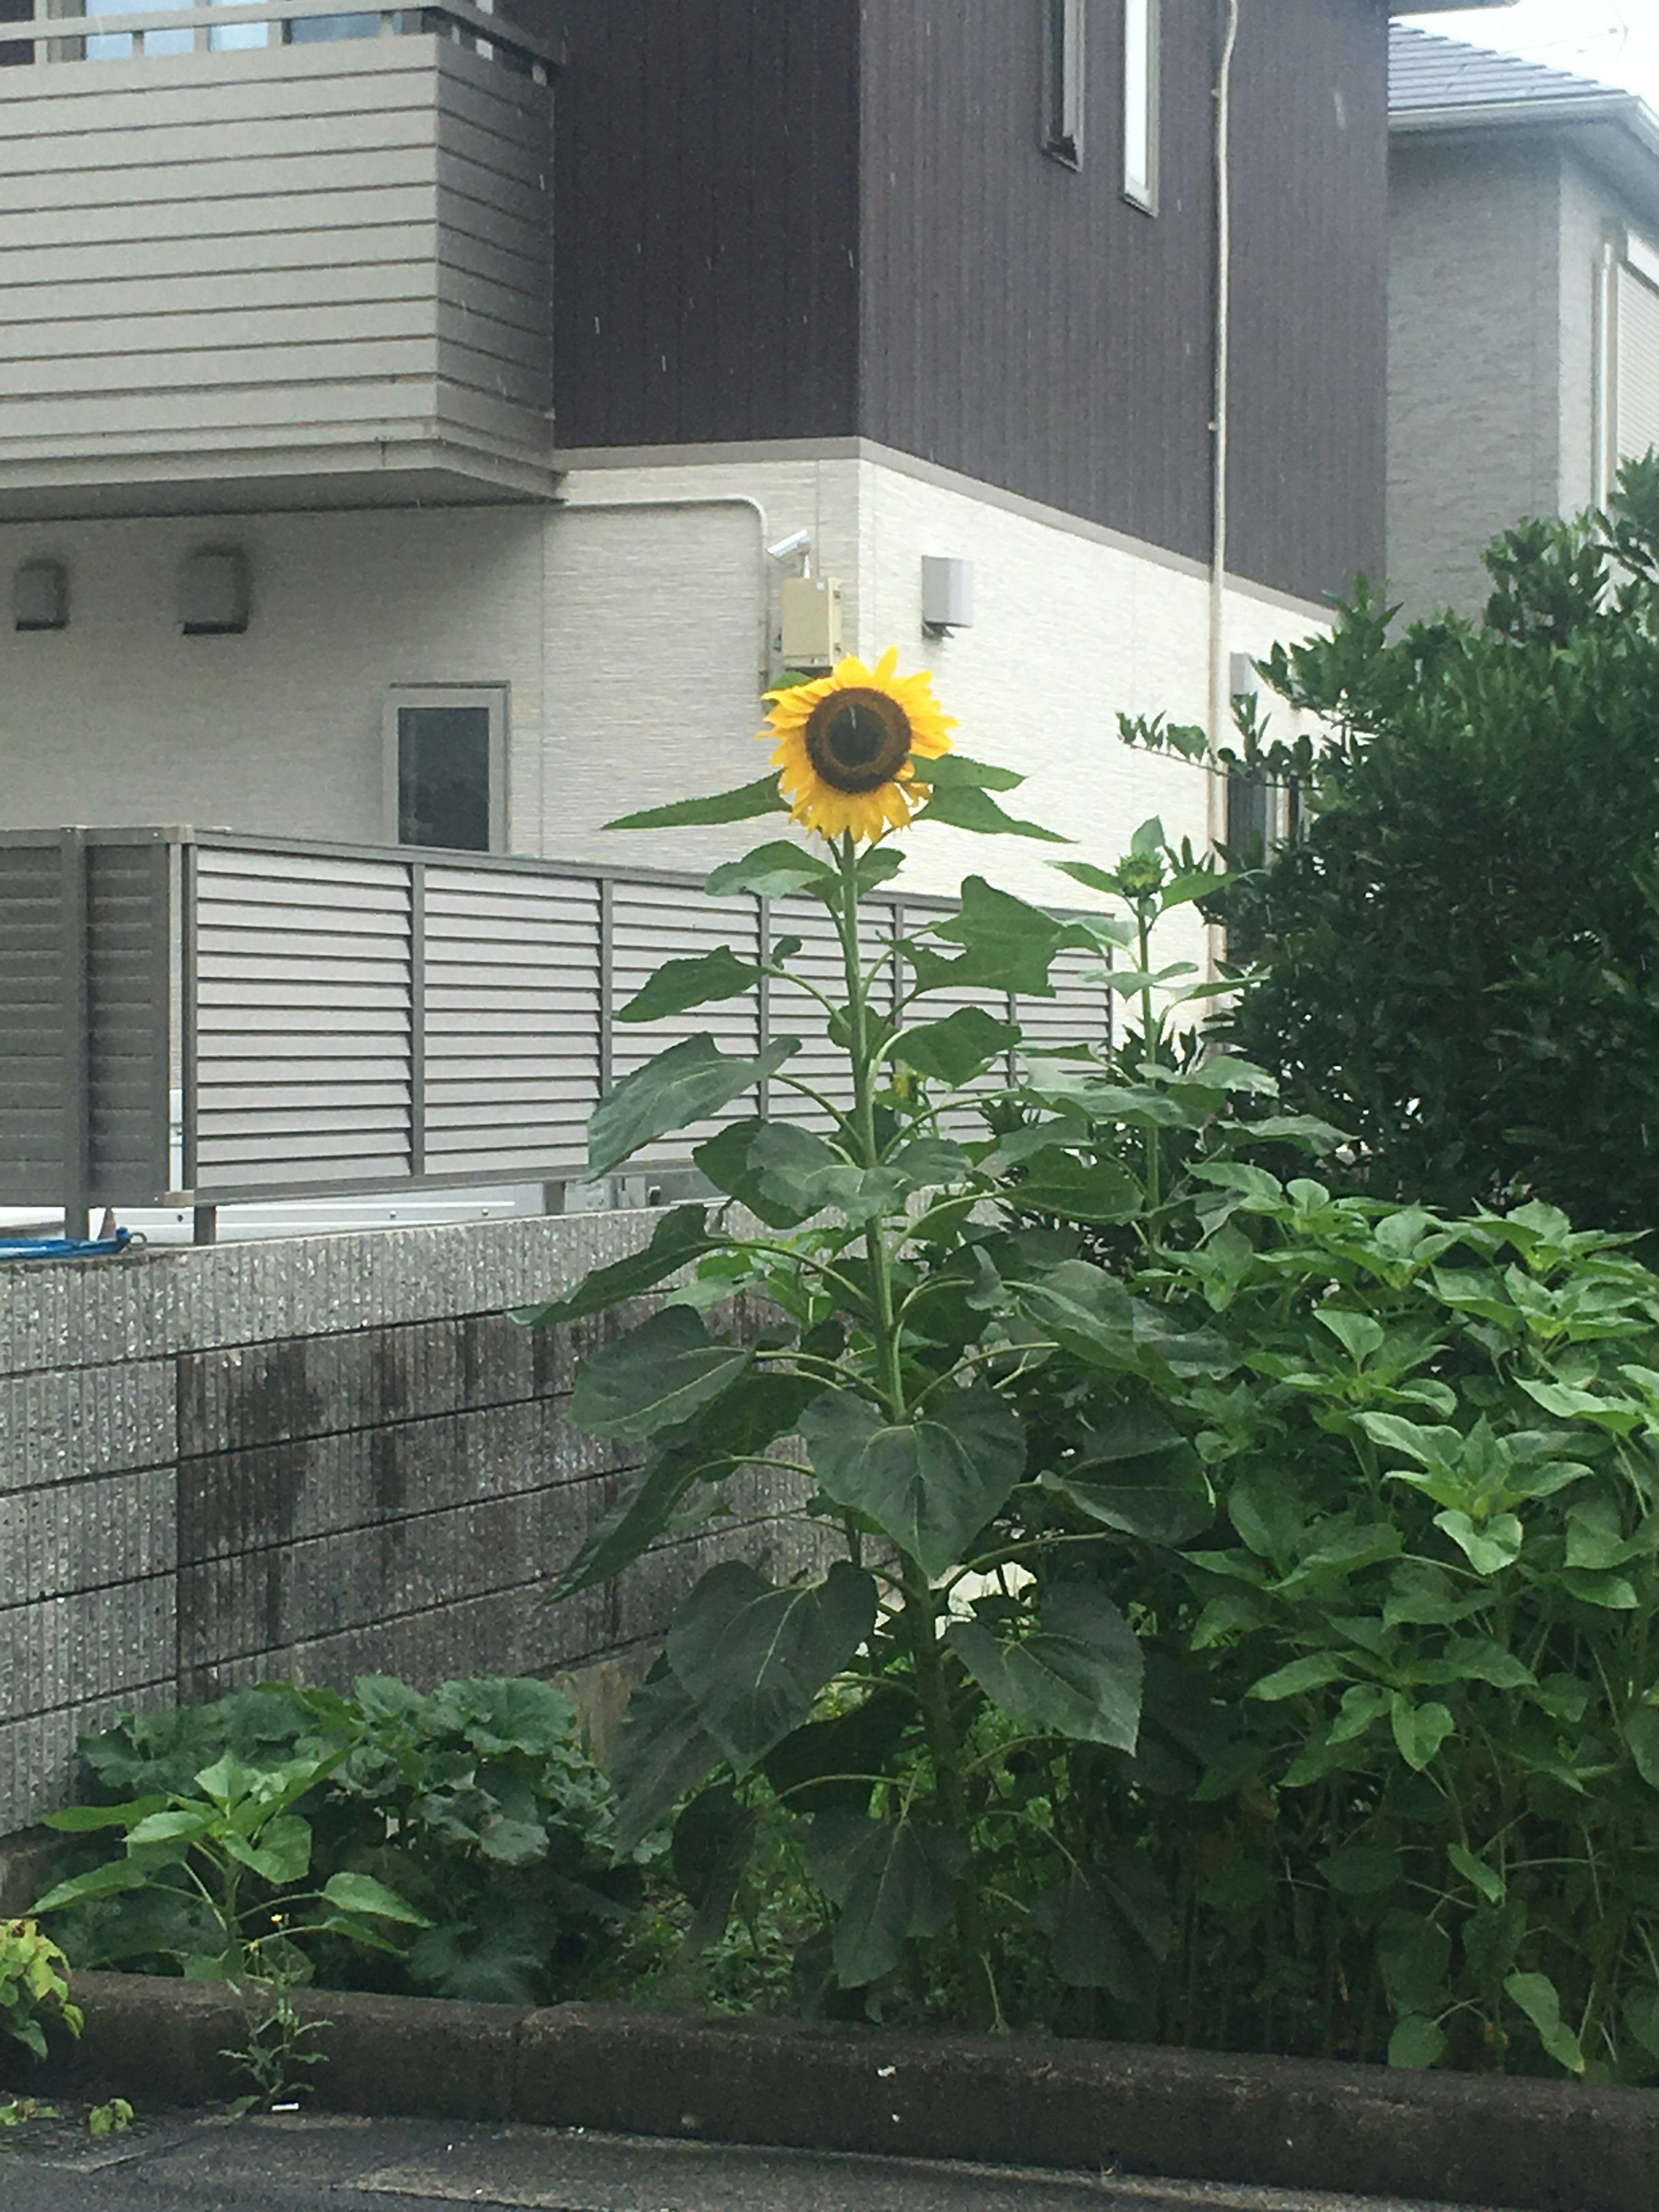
0, 1210, 809, 1834
1388, 139, 1565, 622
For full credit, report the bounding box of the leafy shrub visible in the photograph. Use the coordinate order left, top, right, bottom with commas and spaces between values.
1189, 456, 1659, 1232
0, 1920, 81, 2060
37, 1675, 640, 2006
999, 1178, 1659, 2079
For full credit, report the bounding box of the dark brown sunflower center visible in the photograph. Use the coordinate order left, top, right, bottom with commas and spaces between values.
804, 688, 913, 793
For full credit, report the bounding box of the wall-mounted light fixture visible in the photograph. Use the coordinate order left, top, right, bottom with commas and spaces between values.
178, 547, 251, 636
13, 559, 68, 632
922, 556, 974, 638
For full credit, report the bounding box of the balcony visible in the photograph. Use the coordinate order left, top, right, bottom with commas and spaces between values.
0, 0, 559, 518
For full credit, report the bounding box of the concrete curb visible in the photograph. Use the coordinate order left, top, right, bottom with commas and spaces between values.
30, 1973, 1659, 2212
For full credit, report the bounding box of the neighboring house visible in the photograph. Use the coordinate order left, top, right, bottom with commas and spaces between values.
0, 2, 1456, 907
1389, 21, 1659, 621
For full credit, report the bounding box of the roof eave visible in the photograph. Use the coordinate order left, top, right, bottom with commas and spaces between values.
1394, 97, 1659, 237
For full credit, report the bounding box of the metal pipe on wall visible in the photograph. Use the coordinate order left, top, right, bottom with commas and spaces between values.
1208, 0, 1242, 760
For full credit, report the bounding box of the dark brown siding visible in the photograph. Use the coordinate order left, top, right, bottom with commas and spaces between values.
857, 0, 1219, 571
1226, 0, 1389, 602
551, 0, 1388, 605
551, 0, 862, 447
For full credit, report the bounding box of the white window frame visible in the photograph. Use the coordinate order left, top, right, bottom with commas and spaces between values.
1122, 0, 1160, 213
383, 684, 509, 855
1042, 0, 1085, 170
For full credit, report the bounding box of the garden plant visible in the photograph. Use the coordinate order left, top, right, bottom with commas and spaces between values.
1134, 454, 1659, 1234
518, 647, 1659, 2079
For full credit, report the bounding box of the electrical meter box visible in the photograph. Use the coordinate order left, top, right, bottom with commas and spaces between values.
780, 575, 844, 666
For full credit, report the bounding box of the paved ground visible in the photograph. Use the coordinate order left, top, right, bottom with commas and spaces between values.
0, 2112, 1515, 2212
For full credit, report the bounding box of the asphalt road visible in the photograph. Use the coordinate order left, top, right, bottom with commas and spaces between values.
0, 2113, 1514, 2212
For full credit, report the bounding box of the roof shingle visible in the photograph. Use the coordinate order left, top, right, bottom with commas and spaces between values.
1390, 22, 1622, 117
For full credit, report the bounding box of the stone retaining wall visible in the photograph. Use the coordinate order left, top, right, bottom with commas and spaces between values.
0, 1211, 806, 1832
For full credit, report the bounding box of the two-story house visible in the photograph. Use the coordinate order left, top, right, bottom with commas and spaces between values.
1389, 20, 1659, 619
0, 0, 1465, 908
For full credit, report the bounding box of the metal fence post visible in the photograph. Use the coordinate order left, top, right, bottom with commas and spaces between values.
409, 858, 427, 1179
59, 829, 90, 1242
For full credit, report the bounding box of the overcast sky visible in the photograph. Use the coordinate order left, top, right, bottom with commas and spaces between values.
1402, 2, 1659, 112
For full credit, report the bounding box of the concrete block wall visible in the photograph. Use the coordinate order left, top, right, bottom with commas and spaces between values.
0, 1210, 810, 1835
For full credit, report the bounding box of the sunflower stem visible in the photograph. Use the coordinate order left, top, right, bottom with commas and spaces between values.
832, 832, 996, 2034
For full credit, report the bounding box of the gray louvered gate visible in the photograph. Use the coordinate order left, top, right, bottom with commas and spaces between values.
0, 829, 1113, 1225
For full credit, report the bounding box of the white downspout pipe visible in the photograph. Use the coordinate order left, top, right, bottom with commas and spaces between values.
1208, 0, 1241, 760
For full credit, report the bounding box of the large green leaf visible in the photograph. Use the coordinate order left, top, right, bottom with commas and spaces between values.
610, 1669, 721, 1853
512, 1205, 716, 1328
1505, 1970, 1586, 2075
588, 1035, 799, 1180
762, 1684, 914, 1815
749, 1122, 908, 1223
617, 949, 763, 1025
946, 1583, 1143, 1750
704, 841, 836, 899
916, 783, 1069, 842
1013, 1261, 1141, 1373
553, 1367, 823, 1600
222, 1812, 311, 1886
807, 1812, 966, 1987
801, 1383, 1027, 1579
915, 752, 1027, 793
890, 1006, 1020, 1087
1014, 1150, 1143, 1227
909, 878, 1067, 998
1042, 1421, 1212, 1547
570, 1306, 750, 1441
606, 775, 789, 831
667, 1560, 878, 1776
321, 1872, 431, 1926
1625, 1703, 1659, 1789
693, 1117, 812, 1230
1030, 1854, 1170, 1997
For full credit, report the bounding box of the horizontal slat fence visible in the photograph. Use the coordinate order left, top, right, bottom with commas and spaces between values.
0, 829, 1113, 1220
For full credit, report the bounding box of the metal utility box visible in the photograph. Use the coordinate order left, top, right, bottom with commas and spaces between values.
781, 575, 844, 666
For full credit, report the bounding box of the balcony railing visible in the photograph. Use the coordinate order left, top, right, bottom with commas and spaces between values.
0, 830, 1113, 1237
0, 0, 560, 73
0, 2, 559, 514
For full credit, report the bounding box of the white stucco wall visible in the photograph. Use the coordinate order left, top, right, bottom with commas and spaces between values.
0, 444, 1326, 976
0, 506, 550, 847
553, 441, 1328, 969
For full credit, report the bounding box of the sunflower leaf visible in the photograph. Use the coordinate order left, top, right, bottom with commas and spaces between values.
915, 753, 1027, 793
606, 776, 789, 831
908, 877, 1068, 998
801, 1382, 1027, 1579
947, 1583, 1144, 1751
588, 1034, 799, 1179
890, 1006, 1021, 1086
617, 949, 764, 1025
705, 842, 836, 899
512, 1205, 718, 1328
918, 784, 1070, 842
570, 1306, 752, 1441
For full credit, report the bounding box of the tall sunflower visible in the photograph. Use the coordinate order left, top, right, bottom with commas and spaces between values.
761, 647, 957, 843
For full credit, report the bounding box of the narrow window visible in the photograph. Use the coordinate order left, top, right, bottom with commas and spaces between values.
1123, 0, 1159, 212
0, 0, 33, 70
1042, 0, 1084, 169
386, 689, 508, 853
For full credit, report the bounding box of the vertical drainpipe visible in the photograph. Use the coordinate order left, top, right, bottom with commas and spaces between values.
1208, 0, 1242, 763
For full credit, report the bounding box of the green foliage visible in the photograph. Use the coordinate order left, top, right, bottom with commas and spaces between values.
524, 743, 1323, 2036
36, 1676, 640, 2009
0, 1919, 81, 2060
998, 1176, 1659, 2081
1198, 456, 1659, 1232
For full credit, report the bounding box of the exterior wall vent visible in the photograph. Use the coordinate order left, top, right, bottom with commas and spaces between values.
13, 560, 69, 632
922, 556, 974, 636
178, 547, 251, 636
